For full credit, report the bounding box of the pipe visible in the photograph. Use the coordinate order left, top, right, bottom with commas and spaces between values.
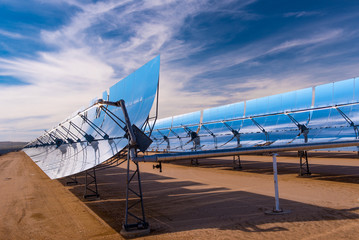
133, 140, 359, 162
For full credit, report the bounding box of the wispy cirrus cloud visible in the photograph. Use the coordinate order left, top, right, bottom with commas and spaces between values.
266, 29, 342, 54
1, 0, 255, 140
1, 0, 359, 141
284, 11, 322, 18
0, 29, 24, 39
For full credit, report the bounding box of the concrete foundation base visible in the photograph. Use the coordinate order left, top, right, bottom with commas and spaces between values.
265, 209, 291, 215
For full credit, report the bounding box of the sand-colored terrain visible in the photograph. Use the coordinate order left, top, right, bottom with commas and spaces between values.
1, 151, 359, 239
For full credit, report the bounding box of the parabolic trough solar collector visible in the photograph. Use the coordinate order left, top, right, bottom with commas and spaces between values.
23, 56, 160, 179
148, 77, 359, 153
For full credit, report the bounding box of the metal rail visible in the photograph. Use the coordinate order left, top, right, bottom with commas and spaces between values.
153, 101, 359, 131
134, 140, 359, 162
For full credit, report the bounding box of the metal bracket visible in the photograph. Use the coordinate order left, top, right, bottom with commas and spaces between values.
182, 125, 201, 151
69, 121, 95, 143
201, 124, 218, 149
170, 129, 184, 150
79, 113, 109, 140
153, 162, 162, 172
335, 107, 359, 139
222, 121, 241, 148
250, 118, 269, 142
60, 124, 81, 143
157, 130, 170, 151
99, 106, 127, 130
286, 113, 309, 143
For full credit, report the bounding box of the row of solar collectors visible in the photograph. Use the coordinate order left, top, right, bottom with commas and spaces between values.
149, 77, 359, 152
23, 91, 128, 179
23, 56, 160, 179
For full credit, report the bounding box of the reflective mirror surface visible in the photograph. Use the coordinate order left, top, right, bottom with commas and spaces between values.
24, 56, 160, 179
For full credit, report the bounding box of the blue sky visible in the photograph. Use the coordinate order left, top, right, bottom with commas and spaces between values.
1, 0, 359, 141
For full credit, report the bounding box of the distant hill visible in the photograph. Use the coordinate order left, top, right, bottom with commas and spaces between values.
0, 141, 28, 155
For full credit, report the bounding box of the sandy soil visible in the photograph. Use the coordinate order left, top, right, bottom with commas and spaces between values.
1, 151, 359, 239
0, 152, 120, 240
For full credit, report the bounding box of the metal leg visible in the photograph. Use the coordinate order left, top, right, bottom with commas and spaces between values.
66, 175, 78, 185
190, 159, 199, 166
299, 151, 311, 176
122, 156, 149, 233
83, 168, 100, 199
233, 155, 242, 170
265, 154, 290, 215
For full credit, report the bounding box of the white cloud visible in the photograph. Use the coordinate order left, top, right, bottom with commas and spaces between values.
266, 29, 342, 54
0, 29, 24, 39
284, 11, 322, 18
0, 0, 357, 141
0, 48, 115, 141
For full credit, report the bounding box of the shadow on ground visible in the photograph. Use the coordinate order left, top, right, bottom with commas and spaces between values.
58, 161, 359, 237
168, 154, 359, 184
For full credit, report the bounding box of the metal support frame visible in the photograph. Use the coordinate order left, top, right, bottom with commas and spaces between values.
56, 128, 75, 144
35, 137, 45, 146
44, 130, 60, 145
119, 99, 150, 235
36, 136, 50, 146
182, 125, 201, 151
157, 130, 170, 151
222, 121, 242, 148
66, 175, 78, 185
69, 121, 95, 143
233, 155, 242, 169
335, 107, 359, 138
201, 124, 218, 149
100, 106, 127, 130
84, 168, 100, 199
60, 124, 81, 142
250, 118, 269, 142
79, 113, 109, 140
170, 129, 184, 150
298, 150, 311, 176
191, 158, 199, 166
286, 113, 310, 143
123, 152, 149, 231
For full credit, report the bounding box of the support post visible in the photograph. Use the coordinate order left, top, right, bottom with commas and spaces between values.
83, 168, 100, 200
121, 148, 150, 237
119, 99, 150, 237
299, 151, 311, 176
233, 155, 242, 170
265, 154, 290, 215
191, 159, 199, 166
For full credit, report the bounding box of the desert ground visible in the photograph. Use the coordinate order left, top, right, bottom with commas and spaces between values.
1, 151, 359, 239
